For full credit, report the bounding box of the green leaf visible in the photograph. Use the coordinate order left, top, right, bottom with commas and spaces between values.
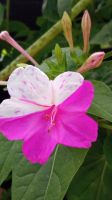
12, 146, 87, 200
88, 80, 112, 122
42, 0, 59, 22
0, 3, 4, 25
9, 21, 31, 38
0, 134, 22, 185
86, 60, 112, 89
90, 20, 112, 48
57, 0, 73, 17
104, 135, 112, 168
67, 137, 112, 200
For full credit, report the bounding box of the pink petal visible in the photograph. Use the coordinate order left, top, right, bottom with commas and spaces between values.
0, 107, 52, 141
22, 126, 57, 164
57, 112, 98, 148
59, 81, 94, 113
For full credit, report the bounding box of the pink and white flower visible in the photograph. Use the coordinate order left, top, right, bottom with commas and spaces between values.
0, 65, 98, 164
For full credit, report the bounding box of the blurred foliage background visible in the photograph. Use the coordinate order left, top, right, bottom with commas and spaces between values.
0, 0, 112, 65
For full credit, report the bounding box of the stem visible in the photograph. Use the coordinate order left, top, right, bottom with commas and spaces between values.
6, 0, 10, 30
0, 0, 91, 80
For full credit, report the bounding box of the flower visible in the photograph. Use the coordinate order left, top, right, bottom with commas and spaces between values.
0, 65, 98, 164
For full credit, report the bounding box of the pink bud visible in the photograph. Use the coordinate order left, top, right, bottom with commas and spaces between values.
81, 10, 91, 53
77, 52, 105, 73
0, 31, 38, 66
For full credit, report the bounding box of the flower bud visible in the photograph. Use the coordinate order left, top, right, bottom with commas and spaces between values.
81, 10, 91, 53
54, 44, 63, 64
61, 12, 74, 49
77, 52, 105, 73
0, 31, 38, 65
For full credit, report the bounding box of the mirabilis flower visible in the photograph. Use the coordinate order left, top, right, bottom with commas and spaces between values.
0, 65, 98, 164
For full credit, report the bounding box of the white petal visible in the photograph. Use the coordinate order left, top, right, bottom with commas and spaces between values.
53, 71, 84, 105
7, 65, 52, 106
0, 98, 46, 117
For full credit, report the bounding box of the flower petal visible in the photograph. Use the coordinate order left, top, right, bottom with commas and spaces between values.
22, 125, 57, 164
0, 107, 52, 141
0, 98, 46, 117
59, 81, 94, 113
53, 71, 84, 104
7, 65, 52, 106
58, 112, 98, 148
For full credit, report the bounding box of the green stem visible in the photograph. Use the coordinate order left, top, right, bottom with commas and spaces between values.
6, 0, 10, 30
0, 0, 91, 80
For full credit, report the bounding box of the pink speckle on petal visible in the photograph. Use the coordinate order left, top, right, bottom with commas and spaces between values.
22, 80, 27, 85
15, 110, 20, 114
67, 73, 72, 77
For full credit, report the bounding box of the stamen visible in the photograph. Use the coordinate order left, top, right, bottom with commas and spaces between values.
0, 31, 38, 66
48, 106, 57, 132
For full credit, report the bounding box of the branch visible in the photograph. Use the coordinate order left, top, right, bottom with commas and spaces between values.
0, 0, 91, 80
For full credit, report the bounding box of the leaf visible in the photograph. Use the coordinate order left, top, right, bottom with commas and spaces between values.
57, 0, 73, 17
88, 80, 112, 122
12, 146, 87, 200
67, 137, 112, 200
9, 21, 31, 38
104, 135, 112, 168
42, 0, 59, 22
0, 134, 22, 185
90, 20, 112, 48
0, 3, 4, 25
86, 60, 112, 89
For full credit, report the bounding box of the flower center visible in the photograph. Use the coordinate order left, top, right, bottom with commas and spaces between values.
45, 106, 58, 132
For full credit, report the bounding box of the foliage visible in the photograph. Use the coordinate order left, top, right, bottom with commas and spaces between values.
0, 0, 112, 200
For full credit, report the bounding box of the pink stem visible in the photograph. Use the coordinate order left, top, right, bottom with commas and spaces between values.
0, 31, 38, 66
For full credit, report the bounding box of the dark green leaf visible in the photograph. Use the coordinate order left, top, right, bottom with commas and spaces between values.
9, 21, 31, 38
0, 3, 4, 25
90, 20, 112, 48
12, 146, 87, 200
104, 135, 112, 168
0, 134, 22, 185
42, 0, 59, 22
57, 0, 73, 17
67, 137, 112, 200
88, 80, 112, 122
86, 61, 112, 89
